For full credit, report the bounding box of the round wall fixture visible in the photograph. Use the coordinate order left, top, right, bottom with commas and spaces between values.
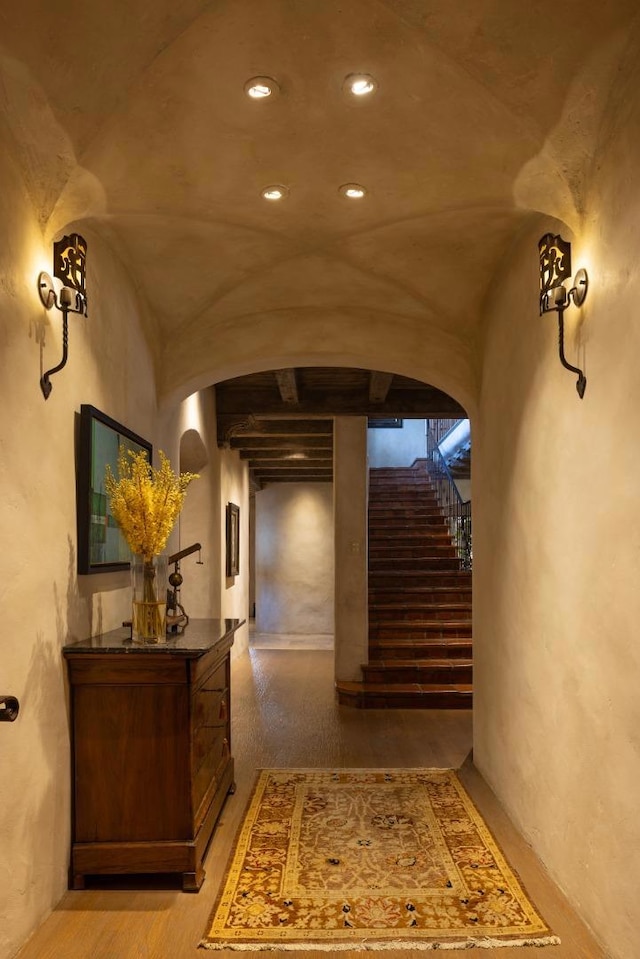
339, 183, 367, 199
244, 76, 280, 99
261, 184, 289, 201
343, 73, 378, 97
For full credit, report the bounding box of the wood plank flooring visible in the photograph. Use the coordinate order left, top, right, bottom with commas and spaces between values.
16, 647, 606, 959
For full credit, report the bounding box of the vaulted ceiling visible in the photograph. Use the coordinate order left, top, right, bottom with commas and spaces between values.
2, 1, 638, 406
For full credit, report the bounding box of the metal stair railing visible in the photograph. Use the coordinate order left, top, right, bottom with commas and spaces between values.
426, 421, 472, 570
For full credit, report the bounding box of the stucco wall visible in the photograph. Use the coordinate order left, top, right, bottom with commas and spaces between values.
220, 449, 250, 658
0, 149, 158, 957
255, 484, 334, 635
474, 61, 640, 957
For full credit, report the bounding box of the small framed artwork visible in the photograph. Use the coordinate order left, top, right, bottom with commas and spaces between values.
77, 405, 152, 574
226, 502, 240, 577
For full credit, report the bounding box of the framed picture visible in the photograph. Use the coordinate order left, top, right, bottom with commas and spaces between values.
226, 502, 240, 577
77, 405, 152, 574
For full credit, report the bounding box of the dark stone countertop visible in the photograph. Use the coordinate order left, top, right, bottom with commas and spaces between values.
63, 618, 245, 657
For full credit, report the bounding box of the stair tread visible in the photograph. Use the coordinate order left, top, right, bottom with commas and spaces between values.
369, 637, 472, 646
337, 681, 473, 693
365, 658, 473, 667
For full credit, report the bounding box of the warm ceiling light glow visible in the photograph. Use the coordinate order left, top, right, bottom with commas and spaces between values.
344, 73, 378, 97
261, 184, 289, 201
339, 183, 367, 199
288, 452, 307, 460
244, 76, 279, 99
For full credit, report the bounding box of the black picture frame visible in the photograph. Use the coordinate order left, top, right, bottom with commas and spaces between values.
77, 405, 152, 574
226, 502, 240, 577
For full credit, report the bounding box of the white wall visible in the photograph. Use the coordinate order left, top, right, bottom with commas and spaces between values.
474, 59, 640, 958
255, 484, 334, 635
367, 419, 426, 467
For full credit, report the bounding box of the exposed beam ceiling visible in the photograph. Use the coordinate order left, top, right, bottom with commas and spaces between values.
216, 367, 466, 488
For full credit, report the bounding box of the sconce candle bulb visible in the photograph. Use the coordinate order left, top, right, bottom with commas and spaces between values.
538, 233, 588, 399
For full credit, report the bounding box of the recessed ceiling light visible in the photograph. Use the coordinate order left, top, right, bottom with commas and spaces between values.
339, 183, 367, 199
288, 452, 307, 460
261, 184, 289, 201
244, 76, 279, 99
344, 73, 378, 97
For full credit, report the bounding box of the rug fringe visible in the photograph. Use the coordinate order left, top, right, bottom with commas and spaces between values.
199, 934, 562, 951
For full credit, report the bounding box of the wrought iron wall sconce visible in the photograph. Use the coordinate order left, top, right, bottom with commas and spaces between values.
538, 233, 588, 398
38, 233, 88, 399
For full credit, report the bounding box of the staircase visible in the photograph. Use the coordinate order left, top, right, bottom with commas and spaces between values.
336, 461, 472, 708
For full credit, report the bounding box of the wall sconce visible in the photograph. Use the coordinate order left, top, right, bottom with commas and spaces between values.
538, 233, 588, 398
38, 233, 88, 399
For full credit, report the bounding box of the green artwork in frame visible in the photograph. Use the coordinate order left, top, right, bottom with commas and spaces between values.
77, 405, 152, 574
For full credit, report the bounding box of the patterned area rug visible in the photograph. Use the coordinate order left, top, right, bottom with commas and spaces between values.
200, 768, 560, 951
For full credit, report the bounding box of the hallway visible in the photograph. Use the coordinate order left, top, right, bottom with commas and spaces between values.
16, 646, 604, 959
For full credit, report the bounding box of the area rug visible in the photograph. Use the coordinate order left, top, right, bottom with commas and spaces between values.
200, 768, 560, 951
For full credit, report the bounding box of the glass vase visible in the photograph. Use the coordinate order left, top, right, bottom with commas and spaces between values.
131, 554, 168, 644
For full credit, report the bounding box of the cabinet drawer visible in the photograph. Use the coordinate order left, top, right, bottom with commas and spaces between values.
192, 730, 230, 816
192, 683, 228, 736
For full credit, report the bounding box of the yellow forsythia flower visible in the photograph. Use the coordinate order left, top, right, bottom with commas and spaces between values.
105, 449, 198, 561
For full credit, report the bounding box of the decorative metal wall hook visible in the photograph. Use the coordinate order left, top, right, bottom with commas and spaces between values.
38, 234, 88, 399
166, 542, 203, 633
538, 233, 588, 398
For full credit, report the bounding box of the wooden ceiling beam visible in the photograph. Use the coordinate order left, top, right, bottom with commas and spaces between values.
241, 449, 333, 461
252, 472, 333, 483
230, 436, 333, 451
217, 415, 332, 445
217, 387, 464, 417
369, 371, 394, 403
274, 369, 299, 405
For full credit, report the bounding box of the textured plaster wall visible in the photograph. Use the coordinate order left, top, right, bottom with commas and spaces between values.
176, 389, 221, 619
220, 449, 250, 659
367, 419, 426, 468
474, 65, 640, 958
0, 150, 158, 958
334, 418, 369, 681
255, 484, 334, 635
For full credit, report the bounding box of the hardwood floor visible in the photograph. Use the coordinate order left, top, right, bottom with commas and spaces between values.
16, 647, 605, 959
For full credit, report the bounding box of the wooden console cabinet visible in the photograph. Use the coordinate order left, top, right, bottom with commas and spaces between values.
63, 618, 244, 891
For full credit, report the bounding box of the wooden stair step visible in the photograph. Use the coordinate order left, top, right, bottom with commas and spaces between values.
370, 596, 471, 606
369, 603, 472, 621
336, 681, 473, 709
368, 638, 472, 659
370, 628, 473, 640
362, 659, 473, 684
369, 531, 452, 543
369, 558, 463, 571
370, 546, 457, 559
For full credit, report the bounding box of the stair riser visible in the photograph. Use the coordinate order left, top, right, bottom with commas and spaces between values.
369, 522, 448, 533
363, 664, 473, 684
369, 590, 472, 604
370, 547, 457, 560
370, 558, 463, 571
370, 628, 472, 642
370, 607, 471, 622
369, 642, 472, 660
368, 574, 470, 589
369, 533, 452, 542
336, 689, 473, 709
